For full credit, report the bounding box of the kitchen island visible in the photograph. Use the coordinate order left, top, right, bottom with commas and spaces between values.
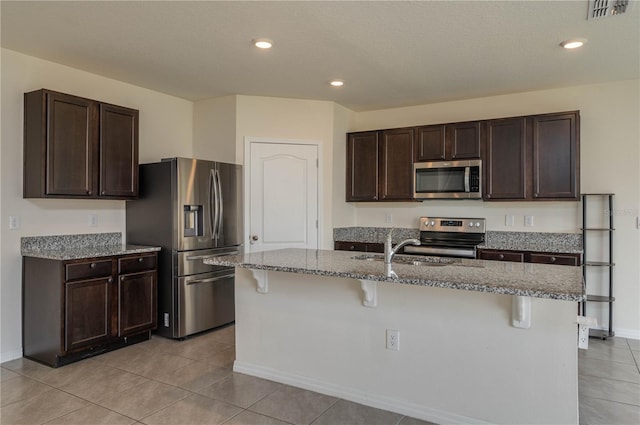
205, 248, 584, 424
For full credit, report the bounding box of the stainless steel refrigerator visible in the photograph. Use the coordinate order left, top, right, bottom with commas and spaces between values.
126, 157, 242, 339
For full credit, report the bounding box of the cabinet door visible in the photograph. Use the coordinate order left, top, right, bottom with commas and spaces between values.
118, 271, 157, 336
100, 104, 139, 198
449, 122, 480, 159
65, 277, 112, 352
380, 128, 414, 201
346, 132, 379, 201
415, 125, 446, 161
531, 112, 579, 200
484, 118, 527, 200
46, 92, 98, 196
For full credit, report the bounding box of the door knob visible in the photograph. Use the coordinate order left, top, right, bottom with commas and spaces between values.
250, 235, 259, 244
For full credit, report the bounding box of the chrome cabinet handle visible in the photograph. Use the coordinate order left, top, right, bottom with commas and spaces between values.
498, 254, 504, 260
550, 257, 556, 262
90, 263, 96, 268
108, 278, 113, 283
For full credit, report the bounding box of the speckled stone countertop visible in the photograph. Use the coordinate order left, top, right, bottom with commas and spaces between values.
204, 248, 585, 301
333, 227, 582, 253
478, 231, 582, 253
21, 232, 160, 260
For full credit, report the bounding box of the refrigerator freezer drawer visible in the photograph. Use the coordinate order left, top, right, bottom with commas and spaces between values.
177, 271, 235, 337
176, 248, 239, 277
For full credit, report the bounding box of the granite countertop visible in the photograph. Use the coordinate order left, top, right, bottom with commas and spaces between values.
204, 248, 585, 302
333, 227, 583, 254
478, 231, 583, 254
21, 232, 160, 260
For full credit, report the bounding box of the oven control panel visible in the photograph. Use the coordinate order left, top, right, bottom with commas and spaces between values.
419, 217, 486, 233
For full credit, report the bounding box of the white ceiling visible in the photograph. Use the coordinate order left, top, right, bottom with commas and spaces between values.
2, 1, 639, 111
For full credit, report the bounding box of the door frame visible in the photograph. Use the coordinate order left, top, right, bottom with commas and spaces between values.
243, 137, 323, 252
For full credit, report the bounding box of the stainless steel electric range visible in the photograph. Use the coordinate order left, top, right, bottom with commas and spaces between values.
404, 217, 486, 259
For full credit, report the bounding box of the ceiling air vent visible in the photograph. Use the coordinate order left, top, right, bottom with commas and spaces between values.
588, 0, 631, 19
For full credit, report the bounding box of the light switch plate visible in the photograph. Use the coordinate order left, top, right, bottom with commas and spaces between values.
505, 215, 514, 227
9, 216, 19, 230
524, 215, 534, 227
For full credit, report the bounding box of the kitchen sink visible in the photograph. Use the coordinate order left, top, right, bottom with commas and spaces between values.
351, 254, 455, 267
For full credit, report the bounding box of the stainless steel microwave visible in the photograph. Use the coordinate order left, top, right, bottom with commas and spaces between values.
413, 159, 482, 199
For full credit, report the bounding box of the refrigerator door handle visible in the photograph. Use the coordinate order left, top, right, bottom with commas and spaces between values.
215, 169, 224, 240
186, 275, 233, 285
210, 169, 218, 240
186, 251, 239, 261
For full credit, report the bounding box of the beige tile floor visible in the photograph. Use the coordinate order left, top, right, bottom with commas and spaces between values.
1, 324, 638, 424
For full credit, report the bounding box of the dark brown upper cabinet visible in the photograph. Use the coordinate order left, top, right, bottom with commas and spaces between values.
23, 89, 139, 200
380, 128, 415, 201
483, 117, 528, 200
346, 131, 379, 201
483, 111, 579, 201
531, 112, 579, 199
346, 129, 414, 202
415, 122, 480, 162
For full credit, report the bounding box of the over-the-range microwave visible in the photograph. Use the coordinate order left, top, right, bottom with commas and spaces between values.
413, 159, 482, 199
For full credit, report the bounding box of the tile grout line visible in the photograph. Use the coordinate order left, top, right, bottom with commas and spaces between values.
580, 394, 640, 409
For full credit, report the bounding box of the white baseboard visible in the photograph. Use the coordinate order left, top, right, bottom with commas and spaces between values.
0, 349, 22, 364
233, 361, 492, 425
613, 328, 640, 340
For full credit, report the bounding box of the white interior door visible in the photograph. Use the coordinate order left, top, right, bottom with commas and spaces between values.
248, 141, 319, 252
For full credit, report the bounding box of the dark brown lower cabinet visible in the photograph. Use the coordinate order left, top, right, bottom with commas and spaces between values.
478, 249, 581, 266
65, 277, 112, 352
23, 252, 157, 367
118, 271, 157, 337
334, 241, 392, 254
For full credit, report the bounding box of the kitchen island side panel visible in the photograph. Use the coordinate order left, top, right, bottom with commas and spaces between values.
233, 268, 578, 425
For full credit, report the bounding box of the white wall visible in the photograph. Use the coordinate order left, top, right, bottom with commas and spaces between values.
234, 268, 579, 424
0, 49, 193, 362
193, 95, 237, 163
348, 80, 640, 338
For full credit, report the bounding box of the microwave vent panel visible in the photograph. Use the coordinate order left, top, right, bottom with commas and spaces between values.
588, 0, 631, 19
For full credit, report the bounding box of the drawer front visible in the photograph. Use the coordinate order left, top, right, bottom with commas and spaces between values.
65, 259, 113, 281
478, 250, 525, 263
118, 253, 157, 275
529, 253, 579, 266
334, 241, 368, 252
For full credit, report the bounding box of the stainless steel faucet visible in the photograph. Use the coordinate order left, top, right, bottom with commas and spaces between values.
384, 229, 420, 265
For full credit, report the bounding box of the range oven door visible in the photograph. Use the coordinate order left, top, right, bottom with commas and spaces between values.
414, 159, 481, 199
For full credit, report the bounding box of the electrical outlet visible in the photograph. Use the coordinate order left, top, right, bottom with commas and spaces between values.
578, 325, 589, 349
524, 215, 534, 227
9, 216, 20, 230
386, 329, 399, 351
577, 316, 597, 350
385, 213, 393, 224
88, 214, 98, 227
505, 215, 514, 227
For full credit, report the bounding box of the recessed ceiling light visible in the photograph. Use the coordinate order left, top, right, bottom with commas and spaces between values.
560, 38, 587, 49
253, 38, 273, 49
330, 80, 344, 87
